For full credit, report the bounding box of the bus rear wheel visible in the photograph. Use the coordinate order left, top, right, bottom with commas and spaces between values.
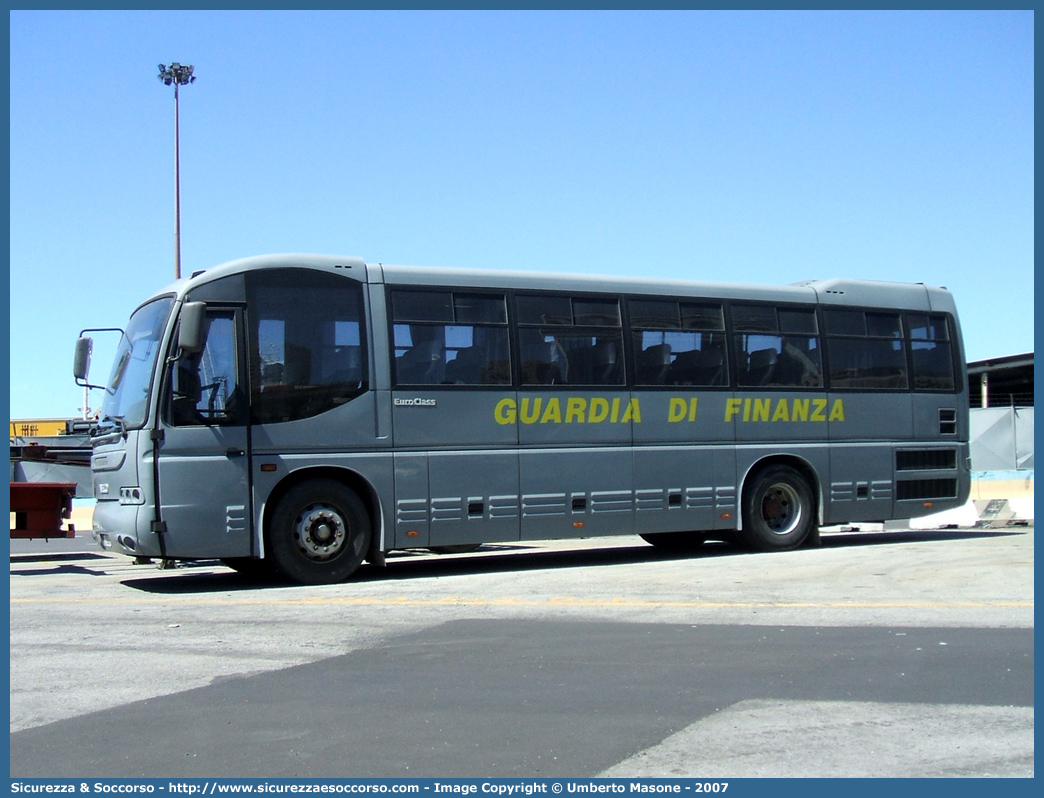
739, 465, 815, 552
267, 479, 371, 585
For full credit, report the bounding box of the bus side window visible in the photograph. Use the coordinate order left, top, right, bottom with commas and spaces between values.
169, 312, 242, 426
519, 331, 568, 385
908, 313, 955, 391
733, 304, 821, 388
322, 346, 362, 384
390, 290, 510, 387
517, 293, 624, 387
824, 310, 908, 390
630, 299, 727, 388
397, 329, 445, 385
248, 269, 369, 424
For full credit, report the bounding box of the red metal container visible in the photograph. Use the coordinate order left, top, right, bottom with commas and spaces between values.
9, 482, 78, 539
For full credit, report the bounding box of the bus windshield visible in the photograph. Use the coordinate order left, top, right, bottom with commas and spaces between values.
99, 297, 174, 430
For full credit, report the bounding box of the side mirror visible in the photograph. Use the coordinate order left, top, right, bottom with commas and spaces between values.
178, 302, 206, 355
75, 326, 125, 390
73, 337, 93, 383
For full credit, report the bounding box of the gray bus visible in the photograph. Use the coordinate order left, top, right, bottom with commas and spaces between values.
74, 254, 970, 584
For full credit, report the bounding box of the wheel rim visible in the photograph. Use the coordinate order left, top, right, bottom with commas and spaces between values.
292, 503, 348, 561
760, 482, 802, 536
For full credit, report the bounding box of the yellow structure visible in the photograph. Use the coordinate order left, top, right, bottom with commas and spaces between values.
10, 419, 71, 438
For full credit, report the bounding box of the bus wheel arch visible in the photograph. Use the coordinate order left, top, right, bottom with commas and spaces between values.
263, 468, 381, 585
737, 456, 820, 552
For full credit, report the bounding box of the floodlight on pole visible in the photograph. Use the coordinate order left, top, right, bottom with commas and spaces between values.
158, 62, 196, 280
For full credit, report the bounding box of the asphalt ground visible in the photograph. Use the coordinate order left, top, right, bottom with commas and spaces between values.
9, 525, 1035, 778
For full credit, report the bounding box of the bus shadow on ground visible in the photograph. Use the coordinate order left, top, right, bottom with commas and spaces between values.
119, 543, 705, 594
10, 551, 112, 564
116, 527, 1022, 595
819, 527, 1024, 547
10, 550, 125, 578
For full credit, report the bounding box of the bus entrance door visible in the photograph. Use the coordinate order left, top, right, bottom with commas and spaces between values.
154, 308, 253, 559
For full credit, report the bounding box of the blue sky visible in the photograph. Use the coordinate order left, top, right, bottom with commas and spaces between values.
9, 10, 1034, 420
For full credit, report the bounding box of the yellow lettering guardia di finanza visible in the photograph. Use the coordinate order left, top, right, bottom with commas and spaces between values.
493, 396, 844, 425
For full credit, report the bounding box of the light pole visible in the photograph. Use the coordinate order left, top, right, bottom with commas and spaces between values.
157, 62, 196, 280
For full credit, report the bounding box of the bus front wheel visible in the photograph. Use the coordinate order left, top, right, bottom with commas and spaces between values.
268, 479, 371, 585
739, 465, 815, 552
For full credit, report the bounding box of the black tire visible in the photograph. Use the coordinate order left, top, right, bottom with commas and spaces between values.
738, 464, 816, 552
267, 479, 371, 585
640, 531, 706, 551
